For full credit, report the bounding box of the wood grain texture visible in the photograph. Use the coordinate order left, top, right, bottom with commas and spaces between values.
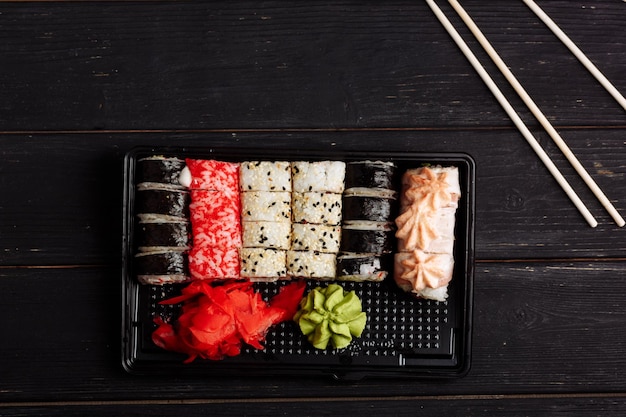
2, 262, 626, 403
0, 1, 624, 131
1, 130, 624, 266
2, 0, 626, 414
4, 396, 626, 417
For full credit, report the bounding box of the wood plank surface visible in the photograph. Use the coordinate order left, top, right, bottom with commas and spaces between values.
1, 1, 625, 131
1, 130, 625, 266
3, 396, 626, 417
2, 262, 626, 403
2, 0, 626, 415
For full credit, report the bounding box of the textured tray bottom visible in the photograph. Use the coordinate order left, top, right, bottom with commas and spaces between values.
135, 278, 456, 368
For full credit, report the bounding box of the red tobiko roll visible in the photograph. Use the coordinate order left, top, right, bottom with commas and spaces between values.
152, 280, 306, 362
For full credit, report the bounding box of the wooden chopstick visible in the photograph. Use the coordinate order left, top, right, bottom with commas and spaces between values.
448, 0, 625, 227
523, 0, 626, 113
425, 0, 598, 227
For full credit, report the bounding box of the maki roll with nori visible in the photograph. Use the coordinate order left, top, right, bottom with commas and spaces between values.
344, 160, 397, 192
342, 194, 397, 222
135, 220, 190, 253
134, 156, 192, 285
135, 156, 186, 189
340, 221, 395, 255
135, 187, 190, 221
338, 160, 397, 282
134, 250, 189, 285
336, 253, 389, 282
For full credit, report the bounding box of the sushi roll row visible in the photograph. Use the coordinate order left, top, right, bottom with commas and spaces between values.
288, 161, 345, 279
134, 157, 460, 290
133, 156, 191, 285
239, 161, 345, 280
175, 159, 345, 283
393, 166, 460, 301
337, 161, 398, 282
239, 161, 292, 280
181, 159, 242, 280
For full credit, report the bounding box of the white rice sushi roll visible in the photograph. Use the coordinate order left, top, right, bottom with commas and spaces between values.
241, 191, 291, 223
291, 223, 340, 253
292, 161, 346, 193
292, 192, 342, 225
240, 161, 292, 192
240, 248, 288, 280
287, 250, 336, 279
242, 221, 291, 250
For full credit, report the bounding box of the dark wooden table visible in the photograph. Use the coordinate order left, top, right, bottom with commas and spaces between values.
2, 1, 626, 415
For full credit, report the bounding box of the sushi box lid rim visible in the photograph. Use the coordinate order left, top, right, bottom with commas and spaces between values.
120, 147, 476, 379
125, 145, 477, 166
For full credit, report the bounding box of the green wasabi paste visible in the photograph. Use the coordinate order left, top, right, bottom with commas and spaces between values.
293, 284, 367, 349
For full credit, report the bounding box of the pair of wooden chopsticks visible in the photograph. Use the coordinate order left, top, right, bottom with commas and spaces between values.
426, 0, 625, 228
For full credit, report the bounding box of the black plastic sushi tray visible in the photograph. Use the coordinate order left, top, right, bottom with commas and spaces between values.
122, 146, 475, 380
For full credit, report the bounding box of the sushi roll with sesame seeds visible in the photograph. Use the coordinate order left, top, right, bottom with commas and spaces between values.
242, 221, 291, 250
240, 248, 288, 281
287, 250, 336, 279
291, 161, 345, 193
239, 161, 292, 192
241, 191, 292, 223
291, 224, 341, 253
292, 192, 342, 225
